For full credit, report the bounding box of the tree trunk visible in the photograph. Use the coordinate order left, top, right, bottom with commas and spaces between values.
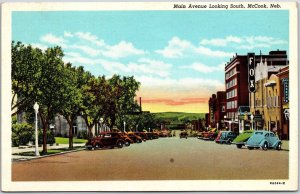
88, 125, 94, 138
67, 117, 73, 149
110, 115, 116, 131
40, 115, 48, 154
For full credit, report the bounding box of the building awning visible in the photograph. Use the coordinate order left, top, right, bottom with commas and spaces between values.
264, 80, 276, 87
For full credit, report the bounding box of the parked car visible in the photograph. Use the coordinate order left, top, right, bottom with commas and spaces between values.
179, 131, 188, 139
215, 131, 237, 144
245, 130, 282, 151
232, 130, 254, 148
126, 132, 143, 143
144, 132, 157, 140
134, 132, 148, 141
159, 130, 169, 137
118, 132, 134, 146
85, 132, 126, 150
202, 129, 219, 141
197, 131, 205, 139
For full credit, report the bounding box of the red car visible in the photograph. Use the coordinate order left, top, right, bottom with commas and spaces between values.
202, 130, 219, 141
134, 132, 148, 141
86, 132, 126, 150
126, 132, 143, 143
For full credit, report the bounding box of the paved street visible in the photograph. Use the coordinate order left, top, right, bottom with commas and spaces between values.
12, 137, 288, 181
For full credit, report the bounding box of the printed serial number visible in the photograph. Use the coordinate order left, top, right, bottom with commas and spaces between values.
270, 182, 285, 185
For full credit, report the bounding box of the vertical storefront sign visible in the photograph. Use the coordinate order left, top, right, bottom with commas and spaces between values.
282, 78, 289, 103
248, 53, 256, 92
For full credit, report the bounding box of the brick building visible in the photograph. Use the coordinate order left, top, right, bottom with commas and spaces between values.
225, 50, 288, 133
277, 66, 289, 140
208, 91, 226, 129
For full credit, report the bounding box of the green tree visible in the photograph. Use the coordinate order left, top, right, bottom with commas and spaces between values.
107, 75, 140, 129
11, 41, 43, 116
59, 64, 83, 148
81, 75, 110, 137
36, 46, 69, 153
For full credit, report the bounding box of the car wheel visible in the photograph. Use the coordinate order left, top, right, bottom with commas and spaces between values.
137, 139, 142, 143
227, 139, 232, 145
95, 143, 103, 149
87, 146, 92, 150
276, 143, 282, 151
117, 141, 124, 148
236, 144, 242, 149
262, 142, 268, 151
125, 141, 130, 146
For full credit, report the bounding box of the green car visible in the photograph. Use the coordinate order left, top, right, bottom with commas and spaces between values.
232, 130, 254, 149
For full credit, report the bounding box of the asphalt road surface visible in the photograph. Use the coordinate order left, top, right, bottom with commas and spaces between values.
12, 137, 288, 181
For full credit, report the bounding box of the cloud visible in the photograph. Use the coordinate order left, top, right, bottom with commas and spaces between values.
142, 97, 207, 106
69, 45, 100, 57
74, 32, 105, 46
155, 37, 192, 58
181, 62, 224, 73
63, 51, 171, 77
156, 36, 233, 58
102, 41, 146, 59
136, 76, 224, 92
130, 58, 172, 77
195, 46, 233, 57
40, 33, 66, 45
200, 36, 242, 47
136, 76, 224, 108
200, 35, 287, 50
30, 43, 48, 51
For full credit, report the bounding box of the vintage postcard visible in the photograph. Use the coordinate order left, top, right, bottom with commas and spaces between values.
1, 1, 298, 192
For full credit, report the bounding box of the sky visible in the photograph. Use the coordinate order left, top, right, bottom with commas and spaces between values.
12, 10, 289, 113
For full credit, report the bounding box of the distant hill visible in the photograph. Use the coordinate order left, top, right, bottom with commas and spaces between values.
153, 112, 205, 124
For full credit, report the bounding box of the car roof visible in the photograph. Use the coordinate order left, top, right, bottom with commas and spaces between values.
254, 130, 273, 134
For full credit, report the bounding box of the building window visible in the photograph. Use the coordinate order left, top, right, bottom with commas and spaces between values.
222, 105, 225, 112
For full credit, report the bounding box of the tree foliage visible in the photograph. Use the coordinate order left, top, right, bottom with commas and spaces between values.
12, 41, 145, 151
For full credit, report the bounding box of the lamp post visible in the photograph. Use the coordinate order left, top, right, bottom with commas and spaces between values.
33, 102, 40, 156
250, 114, 254, 130
100, 118, 104, 133
123, 121, 126, 132
224, 115, 227, 130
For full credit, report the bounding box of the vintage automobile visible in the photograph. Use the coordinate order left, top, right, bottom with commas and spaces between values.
179, 131, 188, 139
126, 132, 143, 143
202, 129, 219, 141
118, 132, 134, 146
85, 132, 126, 150
134, 132, 148, 141
245, 130, 282, 151
232, 130, 254, 148
144, 132, 158, 140
215, 131, 237, 144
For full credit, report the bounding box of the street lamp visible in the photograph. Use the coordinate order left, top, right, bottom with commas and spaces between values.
33, 102, 40, 156
123, 121, 126, 132
100, 118, 104, 133
250, 114, 254, 130
223, 115, 227, 130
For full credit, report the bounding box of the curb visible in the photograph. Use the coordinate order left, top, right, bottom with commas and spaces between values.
12, 147, 86, 162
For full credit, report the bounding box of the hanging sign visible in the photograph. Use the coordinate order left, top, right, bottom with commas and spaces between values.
282, 78, 289, 103
248, 53, 256, 93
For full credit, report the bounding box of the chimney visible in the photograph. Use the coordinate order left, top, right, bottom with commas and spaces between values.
139, 97, 142, 113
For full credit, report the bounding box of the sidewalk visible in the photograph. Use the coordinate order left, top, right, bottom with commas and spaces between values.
12, 143, 86, 161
